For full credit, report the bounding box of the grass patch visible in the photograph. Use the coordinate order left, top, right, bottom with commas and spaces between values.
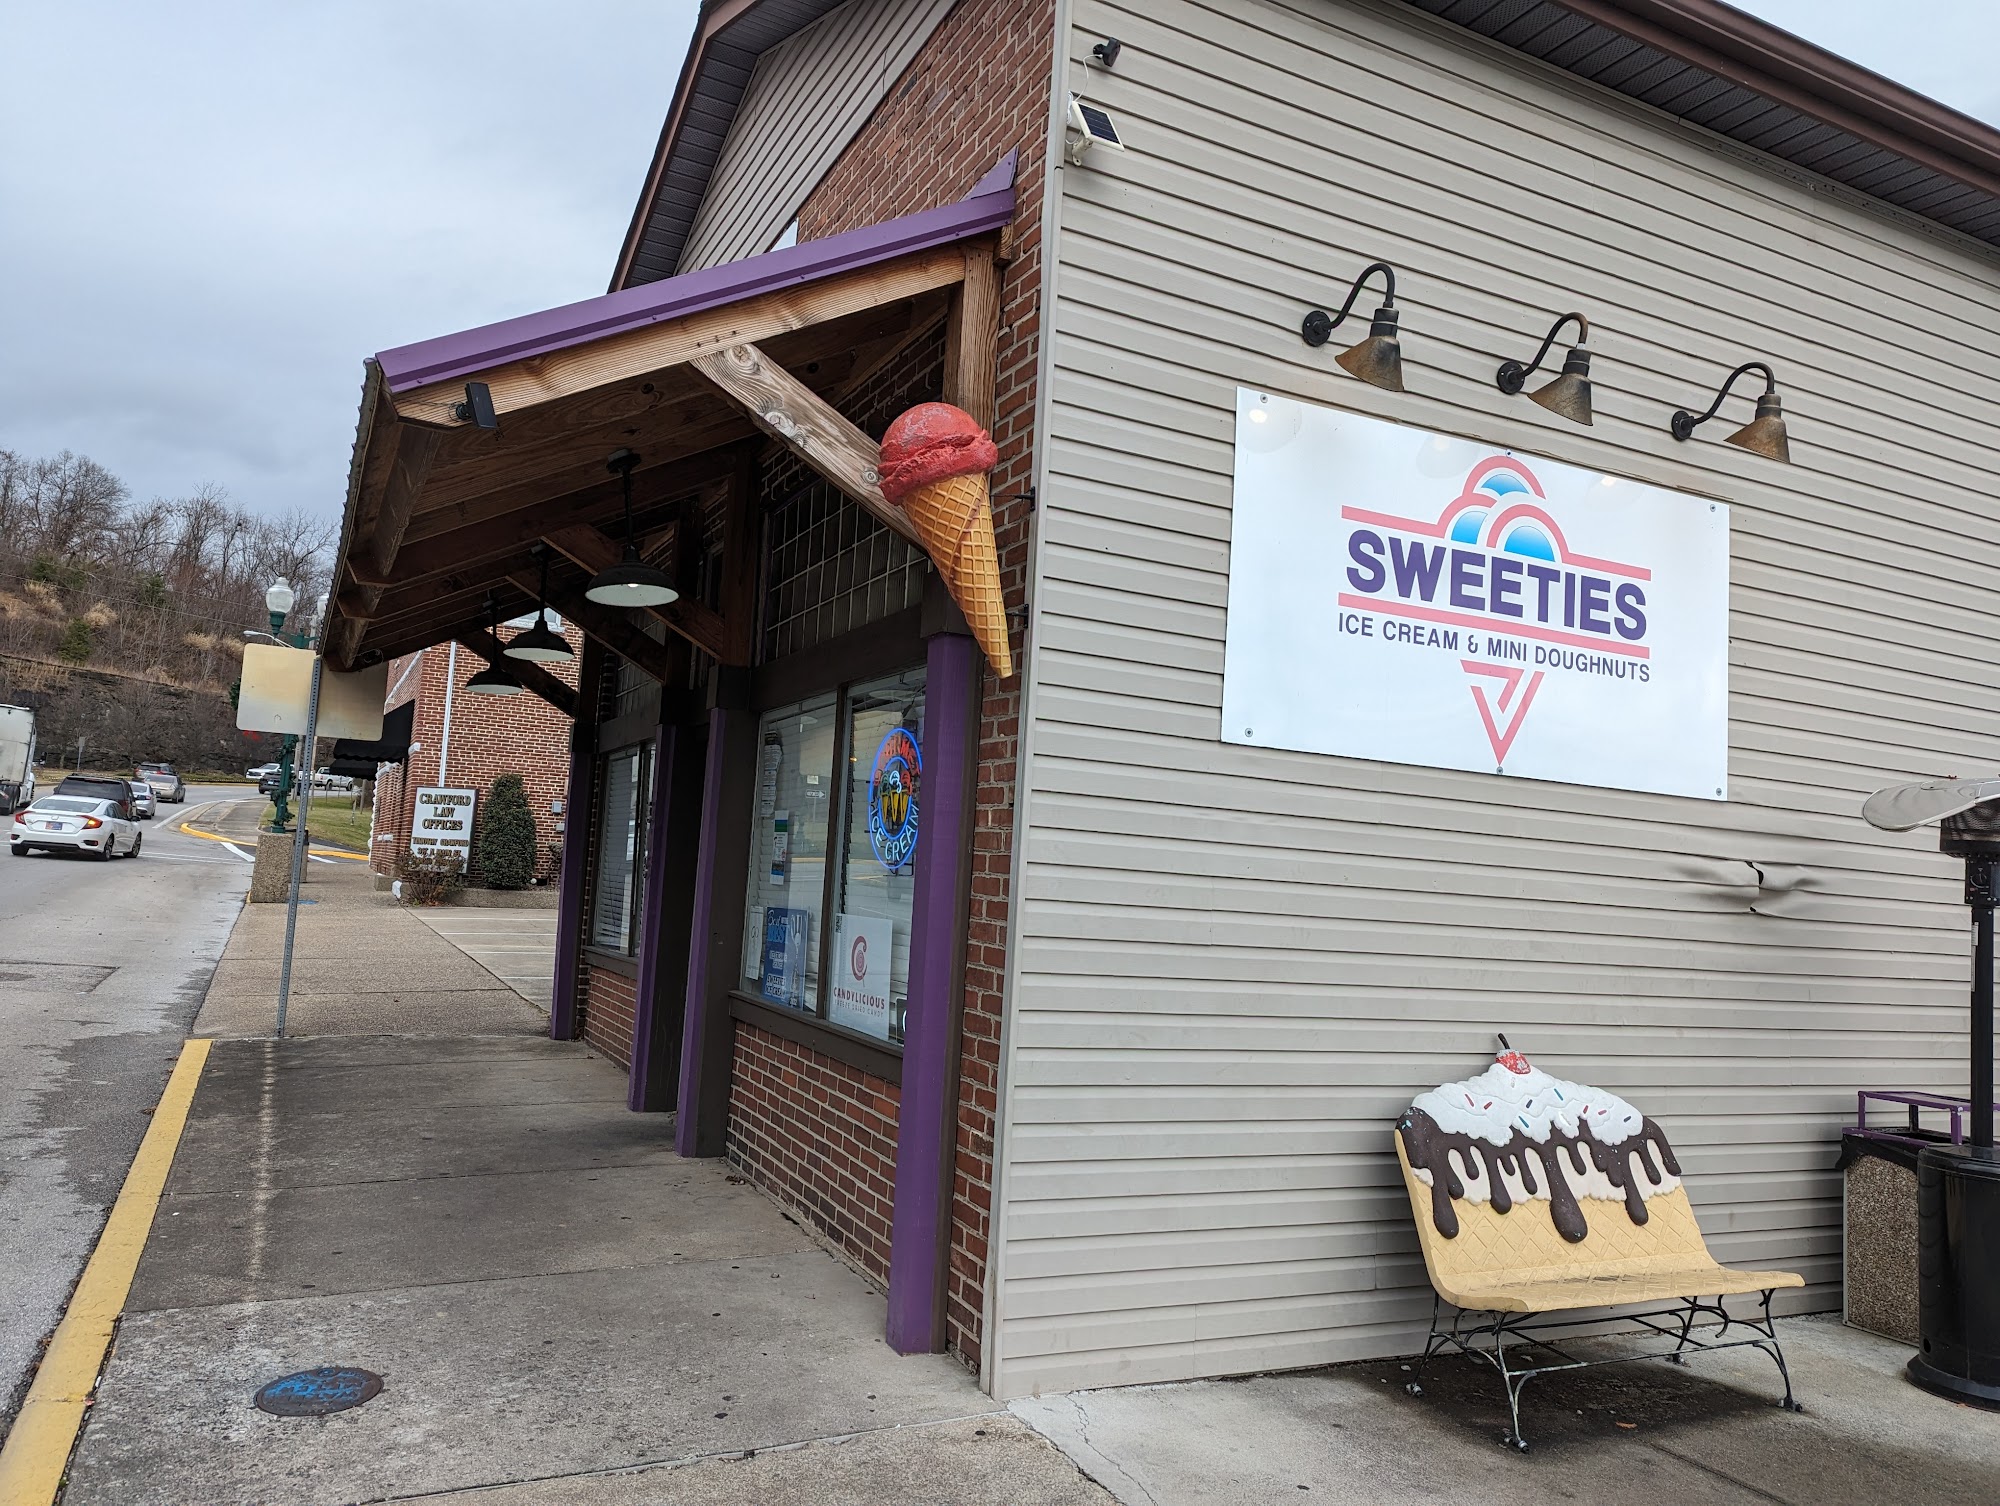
262, 798, 373, 852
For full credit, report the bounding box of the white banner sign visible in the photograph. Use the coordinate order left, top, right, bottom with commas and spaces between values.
1222, 393, 1730, 799
828, 913, 895, 1041
411, 786, 477, 856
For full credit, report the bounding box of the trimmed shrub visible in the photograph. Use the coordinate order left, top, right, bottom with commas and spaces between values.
396, 847, 463, 905
478, 773, 536, 890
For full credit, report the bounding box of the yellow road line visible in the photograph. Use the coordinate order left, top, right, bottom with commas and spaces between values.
173, 814, 367, 862
0, 1037, 213, 1504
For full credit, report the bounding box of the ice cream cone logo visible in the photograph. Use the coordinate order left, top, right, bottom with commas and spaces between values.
878, 402, 1013, 678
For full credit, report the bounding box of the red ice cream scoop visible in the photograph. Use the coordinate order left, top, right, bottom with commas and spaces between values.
877, 402, 999, 504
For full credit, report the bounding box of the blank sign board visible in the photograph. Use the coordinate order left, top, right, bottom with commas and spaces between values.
236, 646, 388, 741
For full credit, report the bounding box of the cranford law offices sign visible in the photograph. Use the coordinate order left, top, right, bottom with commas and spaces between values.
1222, 393, 1730, 800
411, 786, 477, 858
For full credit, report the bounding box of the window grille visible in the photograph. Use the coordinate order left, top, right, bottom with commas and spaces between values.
761, 478, 926, 662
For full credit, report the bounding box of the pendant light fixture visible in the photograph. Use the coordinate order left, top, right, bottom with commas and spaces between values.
1496, 312, 1594, 426
465, 593, 526, 696
1670, 361, 1792, 463
1300, 260, 1406, 393
504, 544, 574, 663
585, 448, 678, 608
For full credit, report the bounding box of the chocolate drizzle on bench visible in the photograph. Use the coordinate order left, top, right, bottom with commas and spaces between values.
1397, 1106, 1681, 1244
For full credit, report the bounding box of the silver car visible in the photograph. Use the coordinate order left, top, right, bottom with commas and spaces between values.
127, 780, 157, 819
10, 796, 141, 859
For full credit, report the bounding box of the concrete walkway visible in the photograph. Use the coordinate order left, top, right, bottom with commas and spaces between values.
60, 1035, 1104, 1505
412, 905, 560, 1012
191, 861, 545, 1039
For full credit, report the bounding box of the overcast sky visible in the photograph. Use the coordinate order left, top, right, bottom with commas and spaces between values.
1, 2, 1993, 524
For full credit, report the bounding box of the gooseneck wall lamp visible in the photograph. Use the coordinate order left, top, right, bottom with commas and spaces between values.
1671, 361, 1791, 463
1300, 261, 1406, 393
465, 594, 525, 697
504, 544, 574, 664
1496, 312, 1594, 426
585, 448, 679, 608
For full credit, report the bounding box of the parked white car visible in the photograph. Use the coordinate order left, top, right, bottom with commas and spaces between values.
10, 796, 141, 859
127, 780, 157, 820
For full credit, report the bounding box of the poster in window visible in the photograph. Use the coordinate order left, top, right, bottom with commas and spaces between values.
761, 907, 811, 1010
829, 913, 895, 1041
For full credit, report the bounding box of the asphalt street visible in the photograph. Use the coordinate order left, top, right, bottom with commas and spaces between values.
0, 785, 254, 1440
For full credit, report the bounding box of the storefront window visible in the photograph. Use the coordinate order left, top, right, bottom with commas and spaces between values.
831, 669, 926, 1043
590, 742, 653, 954
739, 669, 926, 1046
741, 694, 838, 1012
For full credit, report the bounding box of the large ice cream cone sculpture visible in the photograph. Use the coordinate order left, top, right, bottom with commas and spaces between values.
878, 402, 1013, 678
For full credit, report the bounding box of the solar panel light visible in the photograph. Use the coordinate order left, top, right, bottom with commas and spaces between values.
1300, 260, 1406, 394
1496, 311, 1594, 427
1670, 361, 1791, 463
1065, 95, 1126, 166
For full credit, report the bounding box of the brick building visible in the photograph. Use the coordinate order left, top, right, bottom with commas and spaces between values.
369, 620, 584, 886
323, 0, 2000, 1402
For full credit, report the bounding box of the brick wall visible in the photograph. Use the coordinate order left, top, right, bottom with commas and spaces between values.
796, 0, 1055, 1371
579, 960, 638, 1068
369, 626, 583, 886
728, 1020, 901, 1287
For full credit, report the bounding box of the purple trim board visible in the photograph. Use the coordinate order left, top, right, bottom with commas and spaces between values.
376, 154, 1017, 394
886, 629, 978, 1353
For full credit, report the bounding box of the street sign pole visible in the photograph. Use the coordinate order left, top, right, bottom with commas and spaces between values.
274, 650, 324, 1039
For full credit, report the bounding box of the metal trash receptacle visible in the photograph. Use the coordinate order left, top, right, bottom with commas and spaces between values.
1841, 1092, 1976, 1347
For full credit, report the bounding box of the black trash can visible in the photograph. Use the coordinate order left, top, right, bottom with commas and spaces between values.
1908, 1143, 2000, 1408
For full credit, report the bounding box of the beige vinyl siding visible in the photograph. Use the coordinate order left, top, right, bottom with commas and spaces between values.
677, 0, 956, 272
988, 0, 2000, 1396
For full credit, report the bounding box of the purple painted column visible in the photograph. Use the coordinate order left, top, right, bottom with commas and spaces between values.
676, 704, 756, 1157
626, 724, 677, 1111
548, 719, 594, 1042
886, 630, 980, 1353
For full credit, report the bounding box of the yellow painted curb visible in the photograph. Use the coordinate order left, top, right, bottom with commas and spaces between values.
0, 1037, 212, 1504
173, 815, 367, 862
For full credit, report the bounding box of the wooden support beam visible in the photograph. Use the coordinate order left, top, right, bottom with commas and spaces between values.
333, 420, 442, 666
456, 627, 580, 719
691, 342, 917, 546
942, 243, 1001, 431
514, 570, 688, 687
539, 524, 741, 665
389, 246, 968, 428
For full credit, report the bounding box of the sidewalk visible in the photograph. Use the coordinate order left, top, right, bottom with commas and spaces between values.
54, 863, 1104, 1505
44, 866, 2000, 1504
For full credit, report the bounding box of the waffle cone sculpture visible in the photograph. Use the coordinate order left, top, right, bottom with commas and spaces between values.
878, 402, 1013, 678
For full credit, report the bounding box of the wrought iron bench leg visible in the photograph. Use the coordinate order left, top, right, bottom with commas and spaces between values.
1489, 1318, 1535, 1451
1749, 1289, 1804, 1413
1406, 1293, 1447, 1399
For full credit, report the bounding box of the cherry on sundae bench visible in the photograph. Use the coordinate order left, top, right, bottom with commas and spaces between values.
1394, 1038, 1805, 1451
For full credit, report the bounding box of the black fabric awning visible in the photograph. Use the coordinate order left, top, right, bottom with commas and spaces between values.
328, 699, 414, 779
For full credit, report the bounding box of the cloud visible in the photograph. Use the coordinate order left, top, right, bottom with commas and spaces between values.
0, 1, 699, 519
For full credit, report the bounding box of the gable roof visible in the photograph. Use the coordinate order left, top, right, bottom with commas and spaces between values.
1402, 0, 2000, 247
614, 0, 2000, 291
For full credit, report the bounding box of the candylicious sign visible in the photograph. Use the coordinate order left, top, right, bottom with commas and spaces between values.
1222, 393, 1729, 800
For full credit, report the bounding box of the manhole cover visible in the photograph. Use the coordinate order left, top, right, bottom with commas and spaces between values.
253, 1366, 383, 1417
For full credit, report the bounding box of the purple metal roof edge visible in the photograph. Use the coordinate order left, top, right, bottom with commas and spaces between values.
378, 151, 1018, 395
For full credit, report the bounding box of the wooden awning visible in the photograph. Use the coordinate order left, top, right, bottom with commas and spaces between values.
325, 157, 1013, 692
